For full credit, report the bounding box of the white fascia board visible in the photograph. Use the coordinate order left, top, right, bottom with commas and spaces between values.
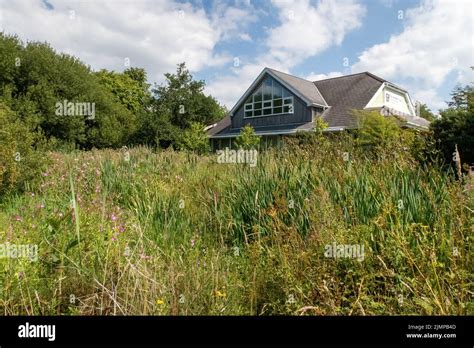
204, 123, 218, 131
405, 121, 429, 130
385, 82, 408, 94
405, 93, 417, 117
384, 82, 416, 116
323, 126, 346, 131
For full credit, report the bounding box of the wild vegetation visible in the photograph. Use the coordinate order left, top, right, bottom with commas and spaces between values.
0, 33, 473, 316
0, 134, 472, 315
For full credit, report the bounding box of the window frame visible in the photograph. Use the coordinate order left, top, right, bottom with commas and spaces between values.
243, 77, 295, 119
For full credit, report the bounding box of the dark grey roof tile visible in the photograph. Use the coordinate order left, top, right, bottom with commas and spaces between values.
268, 68, 327, 107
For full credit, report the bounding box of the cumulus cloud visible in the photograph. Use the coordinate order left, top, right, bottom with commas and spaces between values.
267, 0, 365, 67
306, 71, 343, 81
211, 1, 258, 42
205, 64, 265, 108
0, 0, 240, 82
207, 0, 366, 108
351, 0, 473, 111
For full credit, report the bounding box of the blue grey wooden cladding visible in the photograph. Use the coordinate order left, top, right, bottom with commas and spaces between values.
232, 73, 312, 130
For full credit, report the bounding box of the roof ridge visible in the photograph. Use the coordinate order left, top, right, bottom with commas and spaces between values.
313, 71, 386, 83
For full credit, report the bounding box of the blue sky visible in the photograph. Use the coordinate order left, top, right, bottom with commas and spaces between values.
0, 0, 472, 112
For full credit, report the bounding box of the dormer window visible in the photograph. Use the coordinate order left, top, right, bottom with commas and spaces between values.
244, 76, 294, 118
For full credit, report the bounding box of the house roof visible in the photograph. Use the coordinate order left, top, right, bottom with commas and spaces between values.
313, 72, 385, 128
208, 69, 429, 137
267, 68, 328, 107
207, 115, 231, 136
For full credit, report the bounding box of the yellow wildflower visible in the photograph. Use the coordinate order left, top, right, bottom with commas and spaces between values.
215, 290, 226, 298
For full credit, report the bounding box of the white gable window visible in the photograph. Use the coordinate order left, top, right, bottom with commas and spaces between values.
244, 76, 294, 118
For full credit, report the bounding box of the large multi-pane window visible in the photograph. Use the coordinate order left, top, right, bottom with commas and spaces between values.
244, 76, 294, 118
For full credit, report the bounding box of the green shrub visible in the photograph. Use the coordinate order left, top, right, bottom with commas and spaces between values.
0, 102, 47, 196
176, 121, 210, 154
235, 124, 261, 150
354, 110, 401, 150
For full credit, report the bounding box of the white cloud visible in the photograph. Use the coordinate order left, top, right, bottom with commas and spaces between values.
205, 64, 266, 108
410, 87, 446, 112
267, 0, 366, 68
351, 0, 474, 111
238, 33, 252, 42
211, 1, 258, 42
206, 0, 366, 108
306, 71, 343, 81
0, 0, 238, 82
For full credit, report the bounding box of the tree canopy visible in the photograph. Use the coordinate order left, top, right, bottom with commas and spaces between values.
0, 34, 227, 150
430, 85, 474, 166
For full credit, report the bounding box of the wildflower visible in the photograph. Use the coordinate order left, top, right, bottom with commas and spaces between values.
156, 299, 165, 305
111, 213, 117, 221
15, 215, 22, 222
215, 290, 226, 298
191, 239, 195, 247
31, 192, 35, 197
268, 207, 277, 218
42, 172, 48, 177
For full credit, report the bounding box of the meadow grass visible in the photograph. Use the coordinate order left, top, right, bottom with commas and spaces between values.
0, 142, 472, 315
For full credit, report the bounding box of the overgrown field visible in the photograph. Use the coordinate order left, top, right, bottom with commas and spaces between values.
0, 140, 472, 315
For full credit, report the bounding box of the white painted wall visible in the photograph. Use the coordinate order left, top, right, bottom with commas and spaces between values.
365, 84, 415, 116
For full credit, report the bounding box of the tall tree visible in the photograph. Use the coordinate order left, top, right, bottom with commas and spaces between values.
150, 63, 226, 147
0, 33, 137, 149
431, 84, 474, 166
417, 103, 436, 122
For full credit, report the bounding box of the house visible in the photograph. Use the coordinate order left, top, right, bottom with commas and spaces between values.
207, 67, 430, 149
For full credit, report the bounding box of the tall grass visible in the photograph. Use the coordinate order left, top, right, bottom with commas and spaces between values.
0, 142, 472, 315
